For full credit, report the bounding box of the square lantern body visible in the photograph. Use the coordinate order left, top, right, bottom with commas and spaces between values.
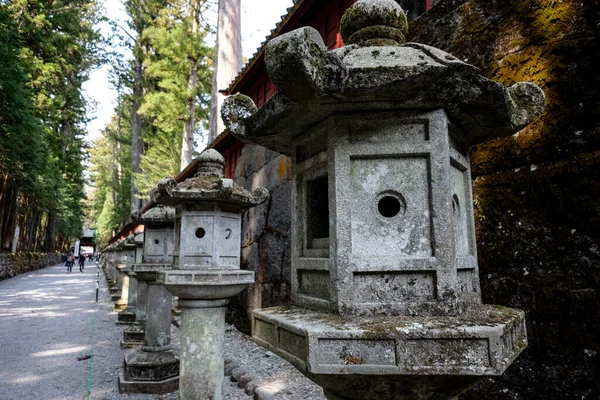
172, 203, 242, 270
143, 223, 174, 264
292, 109, 481, 317
122, 246, 136, 266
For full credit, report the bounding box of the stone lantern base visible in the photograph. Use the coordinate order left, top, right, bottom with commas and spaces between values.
121, 324, 145, 348
117, 308, 136, 324
253, 305, 526, 400
118, 350, 179, 394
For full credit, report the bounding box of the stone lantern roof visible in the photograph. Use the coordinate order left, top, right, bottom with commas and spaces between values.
222, 0, 545, 155
123, 234, 136, 248
133, 232, 144, 246
113, 239, 126, 250
150, 149, 268, 208
131, 205, 175, 225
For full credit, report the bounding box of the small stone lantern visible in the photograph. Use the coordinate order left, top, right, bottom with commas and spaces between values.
118, 206, 179, 394
110, 239, 126, 299
151, 149, 268, 400
117, 232, 144, 325
222, 1, 545, 399
105, 242, 118, 289
115, 234, 138, 311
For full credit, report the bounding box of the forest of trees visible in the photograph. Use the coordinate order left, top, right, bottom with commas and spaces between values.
89, 0, 215, 246
0, 0, 225, 252
0, 0, 102, 252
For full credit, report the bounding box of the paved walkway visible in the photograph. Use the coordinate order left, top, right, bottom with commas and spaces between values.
0, 260, 157, 400
0, 261, 324, 400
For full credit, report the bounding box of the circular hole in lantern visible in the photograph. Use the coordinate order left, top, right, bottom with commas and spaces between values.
154, 239, 160, 245
378, 196, 402, 218
195, 228, 206, 239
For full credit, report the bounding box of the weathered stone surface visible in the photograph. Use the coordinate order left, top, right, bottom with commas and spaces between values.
244, 380, 259, 395
259, 232, 287, 284
157, 270, 254, 299
245, 154, 292, 192
224, 360, 239, 376
264, 27, 345, 102
150, 149, 268, 208
177, 300, 227, 400
221, 92, 258, 139
340, 0, 409, 46
224, 6, 545, 155
254, 305, 525, 399
266, 181, 292, 236
238, 374, 253, 388
242, 205, 267, 247
234, 143, 280, 181
254, 386, 276, 400
121, 324, 145, 349
230, 366, 246, 382
132, 205, 175, 225
119, 349, 179, 394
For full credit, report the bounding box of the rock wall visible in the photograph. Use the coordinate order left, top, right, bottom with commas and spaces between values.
410, 0, 600, 398
0, 252, 62, 281
232, 144, 293, 333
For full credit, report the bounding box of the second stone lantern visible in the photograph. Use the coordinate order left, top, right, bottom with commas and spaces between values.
151, 149, 268, 400
222, 0, 545, 399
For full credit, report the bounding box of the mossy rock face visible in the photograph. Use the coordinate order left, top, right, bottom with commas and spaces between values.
410, 0, 600, 175
409, 0, 600, 398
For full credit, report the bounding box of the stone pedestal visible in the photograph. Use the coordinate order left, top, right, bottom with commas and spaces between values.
118, 350, 179, 394
121, 279, 148, 348
178, 299, 227, 400
119, 281, 179, 394
254, 305, 526, 400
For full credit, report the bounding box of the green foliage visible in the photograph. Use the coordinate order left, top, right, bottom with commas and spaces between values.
89, 0, 214, 246
0, 1, 103, 251
135, 0, 213, 195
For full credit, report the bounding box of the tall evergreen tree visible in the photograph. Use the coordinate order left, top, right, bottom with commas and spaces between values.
208, 0, 242, 142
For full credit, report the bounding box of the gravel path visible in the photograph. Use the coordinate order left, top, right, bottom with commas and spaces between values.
0, 261, 325, 400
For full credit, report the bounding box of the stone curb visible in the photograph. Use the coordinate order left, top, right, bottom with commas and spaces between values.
223, 357, 280, 399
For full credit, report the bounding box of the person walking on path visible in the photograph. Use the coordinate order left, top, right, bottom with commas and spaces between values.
66, 253, 73, 272
79, 253, 85, 272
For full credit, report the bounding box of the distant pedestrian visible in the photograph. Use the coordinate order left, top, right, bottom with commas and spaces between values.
66, 254, 73, 272
62, 253, 67, 266
78, 254, 85, 272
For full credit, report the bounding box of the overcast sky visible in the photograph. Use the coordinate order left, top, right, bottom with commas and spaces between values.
82, 0, 294, 144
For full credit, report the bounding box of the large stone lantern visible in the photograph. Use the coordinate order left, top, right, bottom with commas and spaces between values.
222, 1, 545, 399
151, 149, 268, 400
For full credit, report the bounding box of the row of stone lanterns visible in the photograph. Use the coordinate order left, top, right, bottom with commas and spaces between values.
99, 150, 268, 398
98, 0, 545, 398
